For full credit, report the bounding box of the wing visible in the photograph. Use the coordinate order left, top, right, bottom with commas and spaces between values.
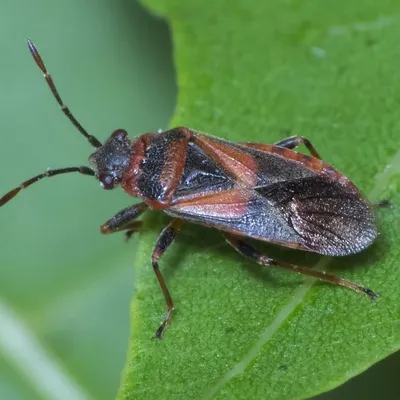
256, 176, 377, 255
171, 132, 323, 202
167, 176, 377, 256
185, 132, 347, 188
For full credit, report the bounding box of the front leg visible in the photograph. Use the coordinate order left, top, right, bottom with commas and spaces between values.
100, 202, 148, 238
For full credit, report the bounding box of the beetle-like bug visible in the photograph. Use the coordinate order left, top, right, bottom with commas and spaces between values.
1, 40, 387, 338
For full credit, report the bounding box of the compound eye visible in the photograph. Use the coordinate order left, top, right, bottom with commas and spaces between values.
111, 129, 128, 142
99, 173, 115, 190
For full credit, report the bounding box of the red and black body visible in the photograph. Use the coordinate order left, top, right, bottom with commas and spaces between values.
0, 40, 386, 338
91, 127, 376, 257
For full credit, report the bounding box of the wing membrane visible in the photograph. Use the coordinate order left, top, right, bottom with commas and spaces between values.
257, 177, 377, 255
167, 177, 376, 256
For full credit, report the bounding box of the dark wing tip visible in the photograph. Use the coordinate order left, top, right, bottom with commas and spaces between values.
289, 196, 377, 256
261, 177, 378, 256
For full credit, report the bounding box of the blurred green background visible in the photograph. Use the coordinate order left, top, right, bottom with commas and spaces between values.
0, 1, 397, 400
0, 1, 175, 399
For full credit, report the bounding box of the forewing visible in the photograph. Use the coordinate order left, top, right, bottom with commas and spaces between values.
172, 138, 235, 201
167, 188, 304, 250
168, 176, 376, 256
191, 133, 319, 188
169, 132, 376, 256
256, 177, 377, 256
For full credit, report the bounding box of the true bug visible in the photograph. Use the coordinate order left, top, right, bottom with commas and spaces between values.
1, 40, 387, 338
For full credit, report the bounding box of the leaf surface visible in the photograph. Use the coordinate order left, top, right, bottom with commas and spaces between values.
119, 1, 400, 399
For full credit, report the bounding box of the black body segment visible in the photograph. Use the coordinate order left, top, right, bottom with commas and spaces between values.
173, 140, 234, 200
136, 128, 190, 202
88, 130, 132, 189
136, 133, 169, 200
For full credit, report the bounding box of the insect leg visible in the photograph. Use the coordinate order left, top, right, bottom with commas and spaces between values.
100, 202, 148, 240
274, 136, 322, 159
224, 234, 377, 300
152, 219, 184, 338
0, 166, 95, 207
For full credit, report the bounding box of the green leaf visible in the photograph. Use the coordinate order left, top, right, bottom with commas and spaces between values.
119, 1, 400, 399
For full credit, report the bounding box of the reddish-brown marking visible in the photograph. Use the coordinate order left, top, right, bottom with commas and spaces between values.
239, 142, 352, 187
170, 189, 251, 219
121, 133, 154, 198
194, 136, 258, 187
239, 142, 275, 153
294, 152, 324, 173
159, 130, 191, 203
169, 197, 307, 251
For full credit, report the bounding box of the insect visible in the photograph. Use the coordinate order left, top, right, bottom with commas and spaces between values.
1, 40, 387, 338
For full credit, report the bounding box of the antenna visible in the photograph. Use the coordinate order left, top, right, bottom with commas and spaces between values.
26, 38, 102, 148
0, 167, 95, 207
